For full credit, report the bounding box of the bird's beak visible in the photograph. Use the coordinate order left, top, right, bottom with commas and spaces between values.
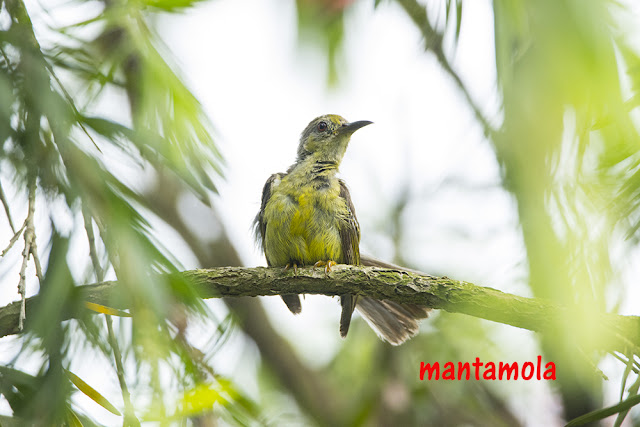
341, 120, 373, 135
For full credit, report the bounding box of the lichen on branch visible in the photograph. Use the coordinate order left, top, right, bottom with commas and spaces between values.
0, 265, 638, 356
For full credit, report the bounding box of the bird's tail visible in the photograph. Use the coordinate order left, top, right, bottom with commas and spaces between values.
357, 254, 431, 345
356, 298, 429, 345
281, 294, 302, 314
339, 294, 358, 338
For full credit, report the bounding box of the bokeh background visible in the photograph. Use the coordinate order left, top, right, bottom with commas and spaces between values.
1, 0, 640, 425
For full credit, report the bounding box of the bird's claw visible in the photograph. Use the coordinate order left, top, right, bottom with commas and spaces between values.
313, 260, 337, 275
285, 262, 299, 275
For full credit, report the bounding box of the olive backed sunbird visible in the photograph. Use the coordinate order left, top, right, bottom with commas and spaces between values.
255, 114, 429, 345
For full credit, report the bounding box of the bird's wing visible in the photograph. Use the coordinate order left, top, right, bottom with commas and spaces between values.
253, 173, 283, 258
338, 179, 361, 337
338, 179, 361, 265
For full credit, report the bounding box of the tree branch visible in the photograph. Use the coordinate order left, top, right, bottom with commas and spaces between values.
1, 265, 638, 353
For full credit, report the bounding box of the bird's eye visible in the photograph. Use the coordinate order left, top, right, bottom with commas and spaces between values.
317, 121, 328, 132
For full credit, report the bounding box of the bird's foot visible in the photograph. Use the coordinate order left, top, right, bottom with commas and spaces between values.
313, 260, 337, 275
284, 262, 299, 275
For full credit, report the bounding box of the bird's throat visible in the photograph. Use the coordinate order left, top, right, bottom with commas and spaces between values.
289, 156, 339, 179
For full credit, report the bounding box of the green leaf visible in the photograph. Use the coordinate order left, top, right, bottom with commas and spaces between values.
614, 372, 640, 427
84, 302, 132, 317
66, 370, 122, 416
565, 392, 640, 426
142, 0, 207, 11
66, 408, 85, 427
445, 0, 463, 47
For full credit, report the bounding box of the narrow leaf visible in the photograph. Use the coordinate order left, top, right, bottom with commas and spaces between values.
66, 370, 122, 416
84, 302, 131, 317
66, 408, 84, 427
566, 393, 640, 426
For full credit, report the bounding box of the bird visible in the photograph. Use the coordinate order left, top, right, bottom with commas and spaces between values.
254, 114, 429, 345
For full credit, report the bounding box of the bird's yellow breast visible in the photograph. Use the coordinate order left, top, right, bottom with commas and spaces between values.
263, 174, 347, 267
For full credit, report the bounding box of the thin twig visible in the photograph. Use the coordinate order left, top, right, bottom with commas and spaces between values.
1, 220, 26, 257
82, 207, 138, 426
83, 207, 105, 281
25, 180, 43, 283
17, 239, 31, 331
29, 238, 43, 283
0, 178, 16, 233
395, 0, 496, 138
17, 179, 37, 330
104, 314, 138, 426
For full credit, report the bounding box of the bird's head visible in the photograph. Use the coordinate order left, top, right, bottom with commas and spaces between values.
296, 114, 372, 164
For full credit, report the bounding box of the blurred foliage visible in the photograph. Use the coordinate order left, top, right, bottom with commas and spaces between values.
0, 0, 253, 424
296, 0, 351, 85
492, 0, 640, 424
